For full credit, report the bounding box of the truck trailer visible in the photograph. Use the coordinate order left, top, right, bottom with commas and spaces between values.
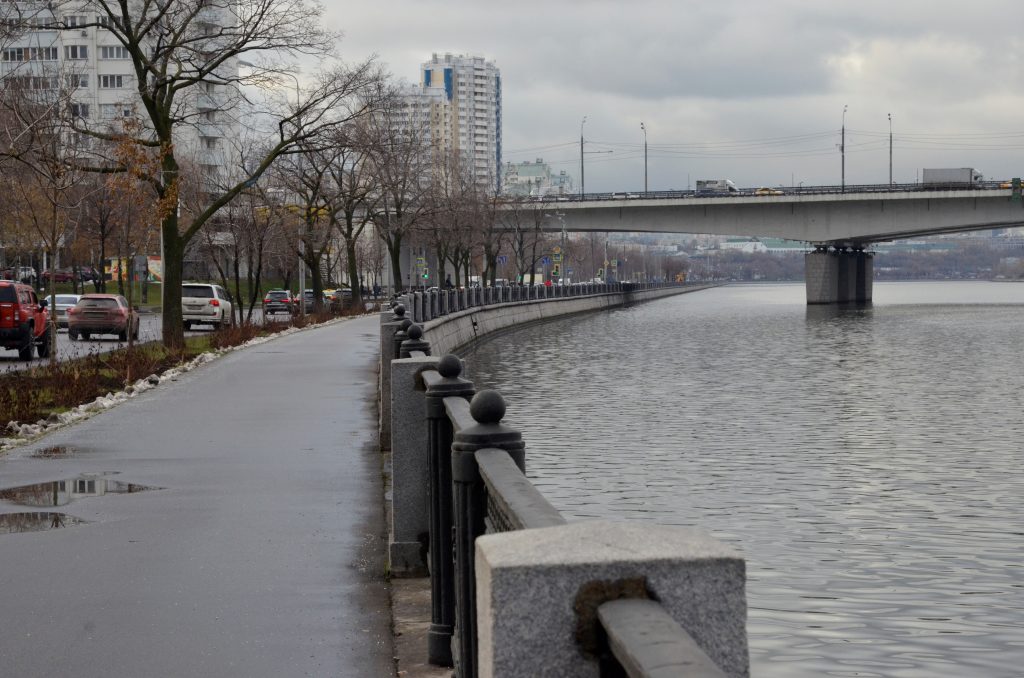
921, 168, 983, 187
695, 179, 738, 195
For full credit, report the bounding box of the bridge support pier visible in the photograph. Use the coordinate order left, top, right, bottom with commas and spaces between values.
805, 248, 873, 304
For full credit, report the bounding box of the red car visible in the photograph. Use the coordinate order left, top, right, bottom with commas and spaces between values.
68, 294, 139, 341
0, 280, 50, 360
41, 269, 75, 283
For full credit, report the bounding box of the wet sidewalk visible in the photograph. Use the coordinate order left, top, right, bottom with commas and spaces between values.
0, 316, 394, 677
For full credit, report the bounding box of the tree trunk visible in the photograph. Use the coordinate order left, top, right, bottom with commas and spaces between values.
388, 234, 403, 293
345, 238, 361, 310
162, 225, 185, 350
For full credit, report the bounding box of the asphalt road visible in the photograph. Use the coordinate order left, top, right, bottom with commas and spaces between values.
0, 309, 278, 372
0, 314, 394, 677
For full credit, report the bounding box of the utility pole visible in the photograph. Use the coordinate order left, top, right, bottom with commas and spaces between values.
888, 113, 893, 186
841, 104, 847, 193
579, 116, 587, 199
641, 121, 648, 194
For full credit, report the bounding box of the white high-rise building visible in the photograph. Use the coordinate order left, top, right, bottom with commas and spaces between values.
0, 3, 237, 175
419, 53, 502, 193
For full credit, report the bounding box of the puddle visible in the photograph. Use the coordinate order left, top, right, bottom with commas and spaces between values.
31, 445, 78, 458
0, 475, 160, 508
0, 512, 88, 533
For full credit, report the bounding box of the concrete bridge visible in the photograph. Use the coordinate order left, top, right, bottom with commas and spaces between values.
530, 186, 1024, 303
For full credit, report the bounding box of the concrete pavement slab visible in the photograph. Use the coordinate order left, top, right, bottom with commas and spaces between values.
0, 315, 394, 677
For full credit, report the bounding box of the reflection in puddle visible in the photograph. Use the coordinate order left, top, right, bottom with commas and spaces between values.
0, 475, 160, 508
31, 445, 78, 458
0, 512, 88, 533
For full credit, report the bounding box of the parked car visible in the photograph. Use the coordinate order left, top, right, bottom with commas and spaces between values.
52, 294, 82, 328
41, 269, 75, 283
182, 283, 233, 330
1, 266, 37, 284
297, 289, 318, 313
327, 288, 353, 312
262, 289, 295, 315
68, 294, 139, 341
0, 280, 50, 359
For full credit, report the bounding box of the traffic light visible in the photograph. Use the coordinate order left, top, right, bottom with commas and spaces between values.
422, 269, 429, 279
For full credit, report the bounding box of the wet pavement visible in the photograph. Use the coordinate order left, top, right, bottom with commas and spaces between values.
0, 315, 394, 677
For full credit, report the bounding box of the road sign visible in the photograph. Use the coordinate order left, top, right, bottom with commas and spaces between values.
497, 255, 508, 265
541, 257, 551, 265
553, 253, 562, 263
566, 267, 573, 275
552, 246, 562, 255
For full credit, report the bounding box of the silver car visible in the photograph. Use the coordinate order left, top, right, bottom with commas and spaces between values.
182, 283, 233, 330
52, 294, 81, 329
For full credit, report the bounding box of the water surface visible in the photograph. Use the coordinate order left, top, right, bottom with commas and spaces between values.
462, 281, 1024, 677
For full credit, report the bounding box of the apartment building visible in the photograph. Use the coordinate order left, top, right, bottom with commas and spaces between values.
419, 53, 502, 193
0, 3, 237, 174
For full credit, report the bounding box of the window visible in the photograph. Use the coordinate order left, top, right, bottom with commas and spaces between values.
64, 15, 86, 27
199, 109, 216, 122
99, 45, 129, 59
200, 136, 217, 149
97, 15, 123, 30
65, 45, 88, 60
31, 47, 59, 61
99, 74, 125, 88
67, 74, 88, 88
70, 103, 90, 118
99, 103, 132, 119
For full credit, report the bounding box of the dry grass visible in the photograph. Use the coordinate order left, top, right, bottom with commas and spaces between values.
2, 312, 350, 427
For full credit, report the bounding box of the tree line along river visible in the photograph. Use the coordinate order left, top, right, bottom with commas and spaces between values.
460, 281, 1024, 678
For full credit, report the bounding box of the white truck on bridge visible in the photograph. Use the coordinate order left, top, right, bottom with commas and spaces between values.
695, 179, 738, 195
922, 168, 983, 187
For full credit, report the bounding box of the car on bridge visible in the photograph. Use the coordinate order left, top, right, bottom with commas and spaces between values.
754, 187, 785, 196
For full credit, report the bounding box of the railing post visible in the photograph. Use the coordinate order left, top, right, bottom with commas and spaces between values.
400, 323, 431, 358
425, 355, 475, 667
394, 317, 413, 360
451, 390, 525, 678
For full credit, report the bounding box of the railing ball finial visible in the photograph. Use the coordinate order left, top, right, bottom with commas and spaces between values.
393, 303, 406, 317
470, 389, 506, 425
438, 353, 463, 378
400, 318, 413, 332
408, 323, 423, 341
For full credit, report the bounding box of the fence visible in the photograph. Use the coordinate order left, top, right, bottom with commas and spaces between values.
387, 299, 750, 677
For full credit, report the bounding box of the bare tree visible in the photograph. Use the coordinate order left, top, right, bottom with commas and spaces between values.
364, 92, 433, 293
53, 0, 384, 347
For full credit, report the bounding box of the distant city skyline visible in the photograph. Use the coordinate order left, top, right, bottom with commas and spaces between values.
327, 1, 1024, 193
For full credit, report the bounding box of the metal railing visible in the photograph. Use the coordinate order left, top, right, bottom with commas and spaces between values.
397, 280, 685, 326
410, 350, 732, 677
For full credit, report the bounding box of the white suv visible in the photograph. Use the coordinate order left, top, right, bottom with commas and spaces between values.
182, 283, 233, 330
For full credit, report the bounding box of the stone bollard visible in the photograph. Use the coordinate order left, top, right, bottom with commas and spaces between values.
425, 355, 475, 667
400, 323, 431, 358
380, 304, 408, 449
451, 390, 525, 678
389, 351, 441, 577
475, 522, 749, 677
394, 318, 413, 360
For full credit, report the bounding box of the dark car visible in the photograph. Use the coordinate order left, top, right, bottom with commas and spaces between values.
0, 280, 50, 359
68, 294, 139, 341
297, 289, 318, 313
262, 290, 295, 315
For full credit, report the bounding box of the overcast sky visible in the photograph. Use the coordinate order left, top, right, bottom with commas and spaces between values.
323, 1, 1024, 192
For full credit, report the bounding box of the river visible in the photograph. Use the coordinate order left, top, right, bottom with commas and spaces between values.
459, 281, 1024, 678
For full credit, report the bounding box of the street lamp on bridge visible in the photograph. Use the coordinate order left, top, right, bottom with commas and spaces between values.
888, 113, 893, 187
579, 116, 587, 199
640, 121, 648, 194
841, 104, 847, 193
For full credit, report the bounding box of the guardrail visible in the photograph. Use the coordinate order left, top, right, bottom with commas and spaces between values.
390, 338, 749, 676
519, 180, 1015, 202
395, 280, 676, 326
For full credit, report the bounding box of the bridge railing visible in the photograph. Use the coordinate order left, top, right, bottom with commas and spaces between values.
395, 346, 749, 678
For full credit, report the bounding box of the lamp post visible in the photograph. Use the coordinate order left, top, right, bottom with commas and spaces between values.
841, 104, 847, 193
640, 121, 648, 194
888, 112, 893, 187
579, 116, 587, 199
